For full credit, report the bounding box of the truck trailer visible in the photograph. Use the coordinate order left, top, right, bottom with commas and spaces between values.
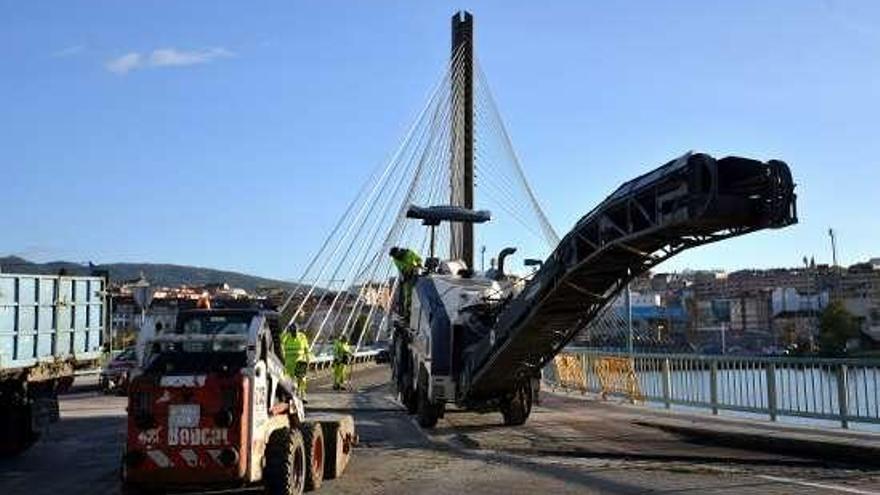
0, 272, 106, 454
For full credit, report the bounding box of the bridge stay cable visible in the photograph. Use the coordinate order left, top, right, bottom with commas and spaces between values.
291, 49, 469, 353
338, 66, 460, 337
280, 83, 440, 333
327, 83, 459, 338
349, 90, 459, 348
336, 94, 456, 347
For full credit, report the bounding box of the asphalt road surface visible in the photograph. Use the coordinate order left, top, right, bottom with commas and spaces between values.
2, 364, 879, 495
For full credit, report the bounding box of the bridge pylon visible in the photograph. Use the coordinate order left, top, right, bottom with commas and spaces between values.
450, 10, 475, 269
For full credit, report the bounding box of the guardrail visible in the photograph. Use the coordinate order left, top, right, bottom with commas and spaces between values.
308, 349, 382, 370
80, 349, 383, 376
545, 349, 880, 429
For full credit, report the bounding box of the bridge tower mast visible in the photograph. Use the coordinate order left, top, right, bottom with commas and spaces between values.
450, 11, 475, 269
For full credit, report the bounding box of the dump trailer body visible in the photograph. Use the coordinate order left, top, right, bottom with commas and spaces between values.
0, 273, 105, 454
459, 153, 797, 403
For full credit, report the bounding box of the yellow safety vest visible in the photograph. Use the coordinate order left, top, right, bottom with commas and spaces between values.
393, 249, 422, 277
283, 331, 311, 365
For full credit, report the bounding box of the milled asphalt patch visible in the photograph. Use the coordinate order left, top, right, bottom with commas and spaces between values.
451, 432, 835, 468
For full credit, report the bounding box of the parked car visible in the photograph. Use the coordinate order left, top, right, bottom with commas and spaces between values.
375, 347, 391, 364
99, 347, 137, 394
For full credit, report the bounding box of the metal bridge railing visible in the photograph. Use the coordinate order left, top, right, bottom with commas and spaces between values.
308, 349, 381, 370
545, 349, 880, 429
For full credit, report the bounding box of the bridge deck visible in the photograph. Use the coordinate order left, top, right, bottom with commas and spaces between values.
4, 364, 877, 495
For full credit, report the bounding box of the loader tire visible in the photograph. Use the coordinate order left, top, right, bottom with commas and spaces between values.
265, 427, 306, 495
301, 422, 324, 491
500, 380, 532, 426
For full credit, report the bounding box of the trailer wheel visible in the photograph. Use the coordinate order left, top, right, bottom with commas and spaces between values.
265, 427, 306, 495
120, 482, 159, 495
0, 401, 35, 456
500, 380, 532, 426
301, 422, 324, 491
120, 462, 159, 495
416, 371, 441, 428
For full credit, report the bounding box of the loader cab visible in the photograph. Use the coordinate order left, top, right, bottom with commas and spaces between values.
141, 309, 255, 374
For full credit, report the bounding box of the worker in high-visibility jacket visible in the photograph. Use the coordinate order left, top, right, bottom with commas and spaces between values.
282, 327, 312, 399
389, 247, 422, 320
332, 337, 354, 390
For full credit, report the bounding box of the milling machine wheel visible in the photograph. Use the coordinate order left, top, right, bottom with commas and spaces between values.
416, 370, 442, 428
401, 370, 417, 414
500, 380, 532, 426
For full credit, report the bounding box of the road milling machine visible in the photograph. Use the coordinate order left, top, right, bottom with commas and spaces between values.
392, 152, 797, 427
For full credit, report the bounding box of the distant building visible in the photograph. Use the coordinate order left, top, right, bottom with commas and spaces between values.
769, 287, 829, 348
351, 281, 393, 311
649, 272, 689, 293
110, 294, 139, 333
107, 279, 265, 335
578, 289, 687, 350
573, 258, 880, 353
839, 263, 880, 344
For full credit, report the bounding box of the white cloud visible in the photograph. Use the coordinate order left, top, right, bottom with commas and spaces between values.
149, 47, 233, 67
106, 52, 143, 75
52, 44, 86, 57
105, 47, 234, 75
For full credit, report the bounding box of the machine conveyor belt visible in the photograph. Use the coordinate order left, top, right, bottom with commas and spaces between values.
460, 152, 797, 402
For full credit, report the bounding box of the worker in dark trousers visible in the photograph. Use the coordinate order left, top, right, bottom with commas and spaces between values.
332, 337, 353, 390
389, 247, 422, 320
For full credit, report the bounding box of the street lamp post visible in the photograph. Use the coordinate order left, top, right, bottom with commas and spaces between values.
107, 293, 114, 353
720, 322, 727, 355
626, 279, 634, 356
97, 289, 114, 354
130, 278, 153, 332
828, 228, 838, 268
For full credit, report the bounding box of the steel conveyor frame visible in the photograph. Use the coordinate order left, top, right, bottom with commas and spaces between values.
459, 152, 797, 404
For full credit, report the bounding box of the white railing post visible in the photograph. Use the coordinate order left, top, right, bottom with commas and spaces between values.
581, 353, 589, 395
710, 360, 719, 415
837, 364, 849, 429
766, 362, 777, 422
662, 358, 672, 409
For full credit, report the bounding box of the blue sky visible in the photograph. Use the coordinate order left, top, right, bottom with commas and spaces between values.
1, 1, 878, 279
